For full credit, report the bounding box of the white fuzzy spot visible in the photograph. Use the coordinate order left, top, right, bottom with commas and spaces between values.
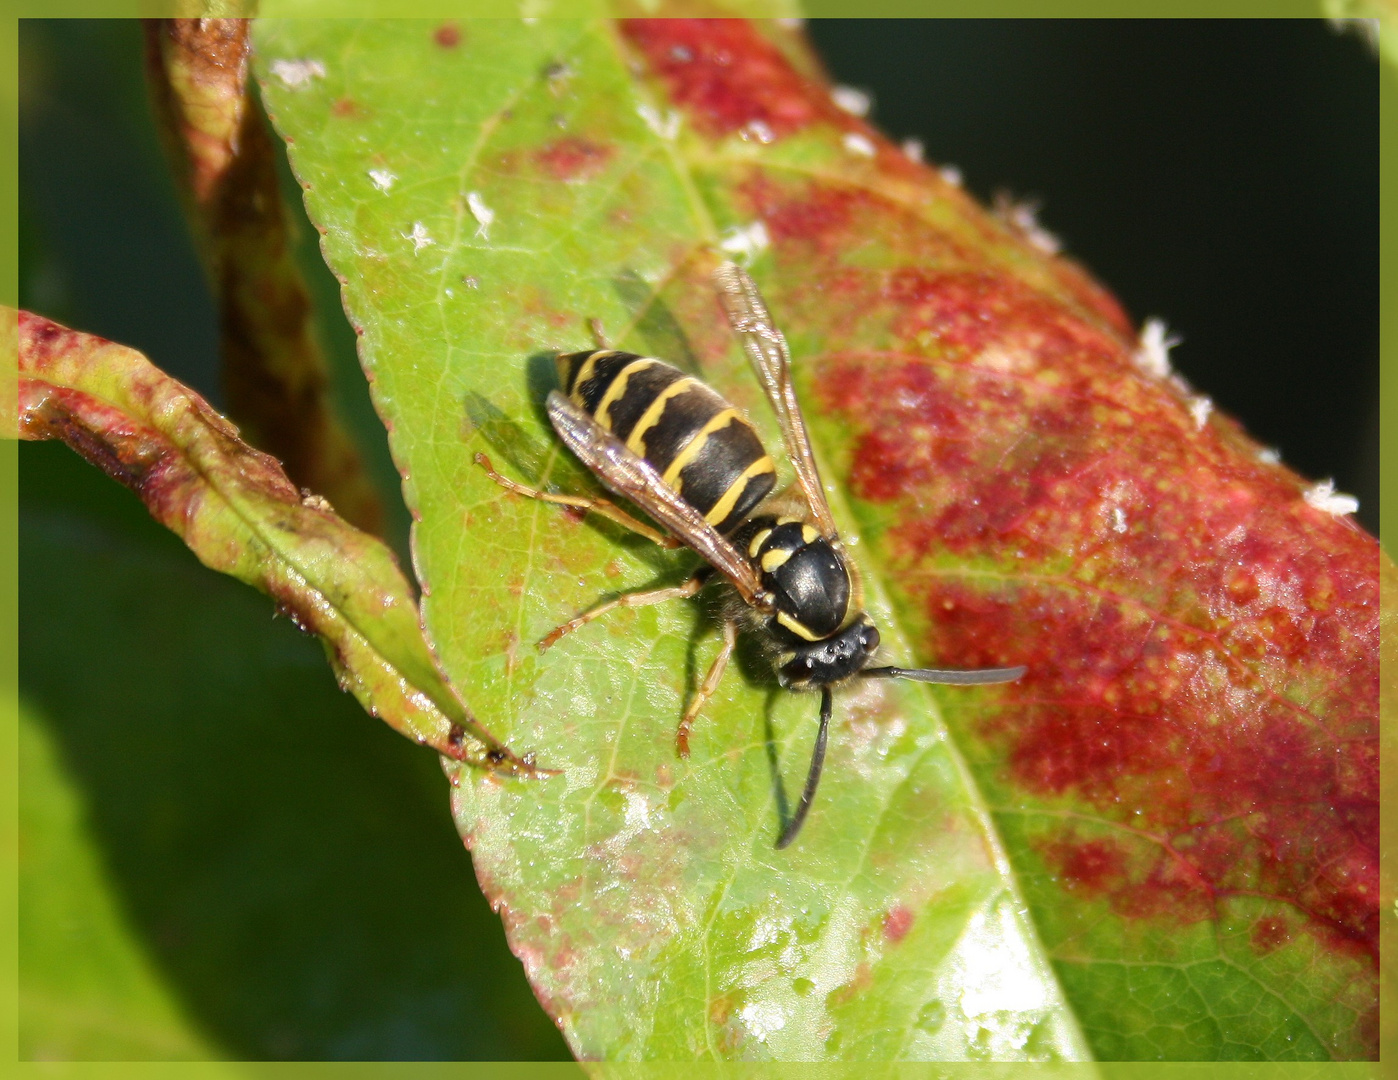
739, 999, 787, 1042
940, 164, 964, 187
1188, 395, 1213, 430
843, 131, 876, 157
1257, 447, 1282, 465
404, 221, 435, 253
1304, 479, 1359, 516
719, 220, 770, 264
996, 194, 1060, 254
270, 58, 326, 89
1112, 506, 1128, 534
637, 103, 680, 141
901, 138, 924, 163
743, 119, 775, 144
368, 169, 396, 192
467, 191, 494, 239
832, 85, 872, 117
1133, 317, 1180, 379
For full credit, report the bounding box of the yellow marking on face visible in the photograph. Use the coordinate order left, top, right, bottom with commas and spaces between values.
703, 456, 776, 527
747, 528, 773, 558
801, 524, 819, 545
761, 548, 792, 573
776, 515, 803, 526
627, 377, 701, 456
660, 408, 739, 486
594, 357, 657, 430
568, 350, 613, 404
777, 611, 822, 641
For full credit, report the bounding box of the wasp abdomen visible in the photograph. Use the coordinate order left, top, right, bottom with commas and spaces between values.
736, 516, 850, 641
559, 350, 777, 533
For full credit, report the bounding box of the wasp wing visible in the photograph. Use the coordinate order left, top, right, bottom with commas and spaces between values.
546, 392, 767, 606
713, 261, 841, 541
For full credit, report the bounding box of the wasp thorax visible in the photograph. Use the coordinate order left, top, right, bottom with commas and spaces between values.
777, 615, 880, 688
738, 517, 851, 642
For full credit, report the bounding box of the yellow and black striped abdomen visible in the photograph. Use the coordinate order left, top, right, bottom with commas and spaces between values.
558, 350, 777, 533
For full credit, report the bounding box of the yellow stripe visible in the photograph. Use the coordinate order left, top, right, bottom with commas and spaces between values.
761, 548, 792, 573
703, 455, 776, 527
777, 611, 822, 642
568, 350, 614, 404
747, 528, 773, 558
659, 407, 739, 487
594, 357, 657, 430
801, 524, 819, 545
627, 377, 701, 456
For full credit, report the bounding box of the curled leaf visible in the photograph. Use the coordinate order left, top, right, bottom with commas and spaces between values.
144, 16, 384, 534
15, 308, 535, 778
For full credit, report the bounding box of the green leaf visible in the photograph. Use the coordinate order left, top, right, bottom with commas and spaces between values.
255, 14, 1380, 1062
253, 17, 1092, 1061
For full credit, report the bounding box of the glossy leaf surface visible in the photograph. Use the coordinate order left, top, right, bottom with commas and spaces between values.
253, 16, 1380, 1061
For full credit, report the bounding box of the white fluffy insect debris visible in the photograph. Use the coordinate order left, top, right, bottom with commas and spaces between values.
404, 221, 435, 253
1112, 506, 1128, 534
1304, 479, 1359, 517
940, 164, 963, 187
1257, 447, 1282, 465
1133, 317, 1181, 379
743, 119, 776, 144
994, 193, 1061, 255
1187, 395, 1214, 430
637, 103, 681, 141
467, 191, 495, 239
719, 220, 770, 264
368, 169, 397, 192
843, 131, 876, 157
832, 85, 872, 117
270, 58, 326, 89
901, 138, 924, 163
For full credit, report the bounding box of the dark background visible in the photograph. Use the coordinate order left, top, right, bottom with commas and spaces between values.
18, 19, 1377, 1061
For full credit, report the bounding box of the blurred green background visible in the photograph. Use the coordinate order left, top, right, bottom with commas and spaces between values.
17, 19, 1375, 1061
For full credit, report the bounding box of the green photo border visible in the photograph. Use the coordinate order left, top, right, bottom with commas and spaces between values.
2, 3, 1387, 1077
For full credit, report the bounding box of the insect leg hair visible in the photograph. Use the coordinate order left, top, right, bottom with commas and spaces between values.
475, 452, 681, 549
675, 617, 739, 758
775, 685, 833, 850
539, 568, 712, 651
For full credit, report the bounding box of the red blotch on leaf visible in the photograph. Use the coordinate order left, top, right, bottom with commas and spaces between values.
534, 137, 614, 182
434, 22, 461, 49
622, 19, 838, 141
1252, 916, 1291, 953
814, 264, 1379, 970
882, 905, 914, 944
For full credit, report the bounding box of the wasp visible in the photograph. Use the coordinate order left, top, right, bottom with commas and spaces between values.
478, 262, 1025, 847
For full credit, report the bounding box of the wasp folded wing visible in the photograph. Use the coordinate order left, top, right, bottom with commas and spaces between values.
712, 261, 840, 541
546, 391, 768, 607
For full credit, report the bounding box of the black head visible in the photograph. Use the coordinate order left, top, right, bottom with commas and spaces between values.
776, 614, 880, 688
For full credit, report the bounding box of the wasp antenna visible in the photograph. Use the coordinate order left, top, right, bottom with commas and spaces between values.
775, 686, 833, 849
865, 664, 1027, 685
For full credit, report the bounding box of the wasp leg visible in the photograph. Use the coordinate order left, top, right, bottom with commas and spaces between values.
475, 452, 682, 550
676, 617, 739, 759
539, 569, 710, 651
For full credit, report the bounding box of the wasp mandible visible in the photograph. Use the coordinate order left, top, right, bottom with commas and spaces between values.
478, 262, 1025, 847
